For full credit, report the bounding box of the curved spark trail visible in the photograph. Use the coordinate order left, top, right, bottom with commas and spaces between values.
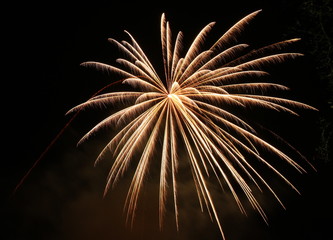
12, 80, 125, 196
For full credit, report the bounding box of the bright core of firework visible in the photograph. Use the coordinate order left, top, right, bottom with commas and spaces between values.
68, 10, 316, 239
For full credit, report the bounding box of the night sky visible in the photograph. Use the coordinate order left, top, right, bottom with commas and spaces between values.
2, 0, 332, 240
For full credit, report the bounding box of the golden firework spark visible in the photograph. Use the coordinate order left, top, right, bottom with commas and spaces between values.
68, 10, 316, 239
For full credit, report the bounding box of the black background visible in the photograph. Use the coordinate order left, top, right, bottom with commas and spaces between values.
2, 0, 332, 239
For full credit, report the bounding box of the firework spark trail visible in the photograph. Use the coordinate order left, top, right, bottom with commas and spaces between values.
68, 10, 317, 239
12, 79, 125, 197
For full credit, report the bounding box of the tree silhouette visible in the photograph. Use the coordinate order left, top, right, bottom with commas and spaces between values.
289, 0, 333, 162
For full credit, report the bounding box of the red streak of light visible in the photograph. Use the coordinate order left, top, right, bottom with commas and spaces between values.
11, 79, 125, 197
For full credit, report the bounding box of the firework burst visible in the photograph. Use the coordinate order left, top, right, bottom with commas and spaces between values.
68, 10, 316, 239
